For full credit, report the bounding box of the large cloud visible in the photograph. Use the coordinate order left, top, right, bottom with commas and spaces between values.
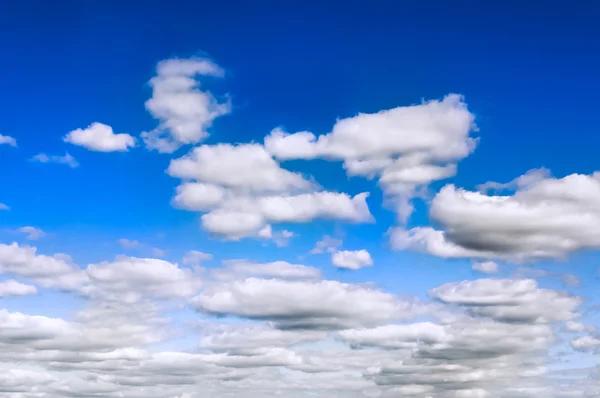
168, 143, 373, 239
392, 170, 600, 262
192, 278, 413, 330
265, 94, 477, 221
141, 57, 231, 153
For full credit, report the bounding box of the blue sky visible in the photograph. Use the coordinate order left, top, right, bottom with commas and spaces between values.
0, 1, 599, 397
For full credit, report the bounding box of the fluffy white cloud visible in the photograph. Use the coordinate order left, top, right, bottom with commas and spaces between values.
30, 152, 79, 168
141, 57, 231, 153
192, 278, 412, 330
265, 94, 477, 221
0, 243, 87, 290
17, 226, 45, 240
85, 256, 202, 303
395, 170, 600, 262
168, 143, 314, 193
332, 249, 373, 270
0, 280, 37, 297
64, 122, 136, 152
0, 133, 17, 147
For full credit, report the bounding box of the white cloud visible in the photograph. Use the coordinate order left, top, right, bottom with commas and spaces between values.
332, 249, 373, 270
472, 261, 499, 274
85, 256, 202, 303
141, 57, 231, 153
0, 133, 17, 147
257, 225, 296, 247
0, 203, 10, 211
0, 280, 37, 297
210, 259, 321, 282
0, 243, 87, 291
64, 122, 136, 152
192, 278, 412, 330
168, 143, 314, 193
265, 94, 477, 221
30, 152, 79, 168
152, 247, 166, 257
429, 278, 582, 323
392, 170, 600, 262
571, 335, 600, 351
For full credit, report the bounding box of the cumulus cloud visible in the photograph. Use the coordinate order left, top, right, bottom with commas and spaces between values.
192, 278, 412, 330
64, 122, 136, 152
169, 143, 373, 239
30, 152, 79, 168
0, 280, 37, 297
332, 249, 373, 270
392, 170, 600, 262
265, 94, 477, 221
141, 57, 231, 153
0, 133, 17, 147
429, 278, 582, 324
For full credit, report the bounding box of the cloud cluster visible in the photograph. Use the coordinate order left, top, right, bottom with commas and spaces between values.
0, 240, 597, 397
168, 143, 373, 239
265, 94, 477, 221
392, 169, 600, 262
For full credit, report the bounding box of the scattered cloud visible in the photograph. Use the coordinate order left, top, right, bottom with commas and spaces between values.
17, 226, 45, 240
0, 133, 17, 147
310, 235, 343, 254
332, 249, 373, 270
30, 152, 79, 168
141, 57, 231, 153
64, 122, 136, 152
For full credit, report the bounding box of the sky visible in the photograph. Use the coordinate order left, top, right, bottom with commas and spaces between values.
0, 1, 599, 397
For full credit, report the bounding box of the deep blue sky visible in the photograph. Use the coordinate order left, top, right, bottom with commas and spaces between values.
1, 0, 599, 282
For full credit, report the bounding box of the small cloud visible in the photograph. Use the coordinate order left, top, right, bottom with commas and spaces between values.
472, 261, 499, 274
118, 239, 140, 249
0, 203, 9, 211
332, 249, 373, 270
18, 226, 45, 241
0, 133, 17, 147
183, 250, 213, 267
562, 273, 581, 287
30, 153, 79, 168
310, 235, 343, 254
258, 225, 296, 247
64, 122, 136, 152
